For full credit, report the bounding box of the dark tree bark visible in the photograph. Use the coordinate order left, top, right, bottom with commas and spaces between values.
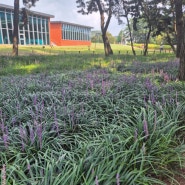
118, 1, 136, 56
175, 0, 185, 80
143, 25, 151, 56
166, 32, 176, 54
96, 0, 113, 56
12, 0, 19, 56
102, 34, 113, 56
12, 0, 38, 56
175, 0, 183, 58
126, 15, 136, 56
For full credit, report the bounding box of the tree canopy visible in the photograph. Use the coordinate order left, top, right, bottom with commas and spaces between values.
115, 0, 185, 80
76, 0, 119, 56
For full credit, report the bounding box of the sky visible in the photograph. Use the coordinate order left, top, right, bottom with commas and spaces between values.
1, 0, 124, 36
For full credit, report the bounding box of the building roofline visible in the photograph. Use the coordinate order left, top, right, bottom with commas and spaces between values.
51, 21, 93, 29
0, 3, 54, 18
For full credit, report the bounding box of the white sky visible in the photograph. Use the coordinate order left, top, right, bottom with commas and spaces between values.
1, 0, 124, 36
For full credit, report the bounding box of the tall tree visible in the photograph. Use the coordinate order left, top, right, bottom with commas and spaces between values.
118, 0, 185, 80
12, 0, 38, 56
139, 0, 157, 56
149, 0, 185, 80
117, 0, 138, 55
12, 0, 20, 56
76, 0, 118, 56
150, 0, 176, 53
175, 0, 185, 80
124, 0, 162, 56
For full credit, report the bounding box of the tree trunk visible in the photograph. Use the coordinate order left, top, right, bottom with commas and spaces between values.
175, 0, 183, 58
95, 0, 113, 57
143, 26, 151, 56
175, 0, 185, 80
166, 32, 176, 54
178, 49, 185, 80
12, 0, 19, 56
126, 16, 136, 56
102, 33, 113, 56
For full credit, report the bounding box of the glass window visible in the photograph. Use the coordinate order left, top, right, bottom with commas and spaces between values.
29, 17, 33, 31
6, 13, 12, 29
0, 31, 3, 44
46, 20, 49, 32
2, 29, 8, 44
47, 33, 49, 44
63, 24, 66, 40
42, 19, 46, 31
0, 10, 51, 45
30, 31, 34, 44
1, 12, 6, 29
33, 17, 37, 31
34, 31, 38, 44
43, 33, 46, 44
39, 33, 42, 44
24, 24, 28, 31
25, 31, 29, 44
38, 18, 41, 31
8, 29, 12, 44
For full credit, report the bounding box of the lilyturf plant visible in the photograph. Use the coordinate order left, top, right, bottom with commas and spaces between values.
0, 56, 185, 185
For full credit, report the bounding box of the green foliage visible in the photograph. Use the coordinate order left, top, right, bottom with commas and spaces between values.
0, 50, 185, 184
91, 31, 115, 44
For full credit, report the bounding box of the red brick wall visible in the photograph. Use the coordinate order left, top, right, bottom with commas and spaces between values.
50, 22, 91, 46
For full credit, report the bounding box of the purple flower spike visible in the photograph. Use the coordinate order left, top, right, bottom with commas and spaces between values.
164, 73, 170, 83
95, 176, 99, 185
27, 164, 31, 172
1, 121, 5, 133
101, 80, 106, 96
29, 126, 35, 145
37, 124, 42, 149
0, 108, 2, 117
3, 134, 8, 149
33, 95, 37, 105
116, 173, 120, 185
90, 80, 94, 90
143, 119, 149, 140
134, 128, 138, 141
21, 140, 25, 151
19, 126, 26, 151
2, 164, 6, 185
19, 126, 25, 139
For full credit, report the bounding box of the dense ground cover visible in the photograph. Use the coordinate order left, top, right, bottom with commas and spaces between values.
0, 45, 185, 184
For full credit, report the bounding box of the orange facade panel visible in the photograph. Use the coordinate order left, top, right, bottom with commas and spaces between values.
50, 23, 62, 46
59, 40, 91, 46
50, 22, 92, 46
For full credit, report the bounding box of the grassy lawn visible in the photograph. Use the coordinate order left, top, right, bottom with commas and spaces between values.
0, 43, 172, 55
0, 43, 174, 76
0, 44, 185, 185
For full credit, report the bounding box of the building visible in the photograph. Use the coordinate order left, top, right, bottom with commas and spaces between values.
0, 4, 92, 46
0, 3, 54, 45
50, 21, 92, 46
